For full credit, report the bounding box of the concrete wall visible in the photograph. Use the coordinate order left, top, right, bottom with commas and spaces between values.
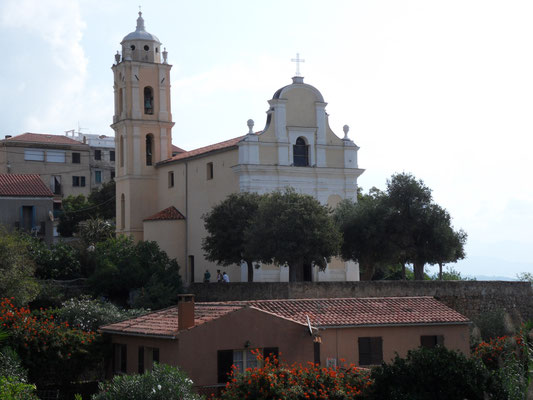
188, 281, 533, 321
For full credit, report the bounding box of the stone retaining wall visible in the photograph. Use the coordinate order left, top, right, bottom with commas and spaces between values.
188, 281, 533, 322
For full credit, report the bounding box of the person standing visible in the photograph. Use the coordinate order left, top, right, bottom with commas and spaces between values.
223, 271, 230, 283
216, 270, 222, 283
203, 269, 211, 283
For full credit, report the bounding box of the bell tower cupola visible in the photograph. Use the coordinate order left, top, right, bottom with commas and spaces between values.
112, 10, 174, 241
121, 11, 162, 63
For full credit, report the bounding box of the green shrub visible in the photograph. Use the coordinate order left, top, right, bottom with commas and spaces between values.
55, 296, 146, 332
475, 309, 508, 341
0, 347, 28, 382
92, 363, 202, 400
0, 376, 39, 400
363, 346, 500, 400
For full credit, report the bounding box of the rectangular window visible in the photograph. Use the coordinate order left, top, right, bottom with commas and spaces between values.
72, 176, 80, 187
138, 346, 159, 374
218, 348, 269, 383
206, 162, 213, 180
50, 175, 61, 195
110, 150, 115, 162
420, 335, 444, 349
358, 337, 383, 366
111, 171, 115, 180
138, 346, 144, 374
24, 148, 44, 161
94, 150, 101, 160
47, 150, 66, 163
95, 170, 102, 184
81, 176, 86, 187
72, 152, 81, 163
113, 343, 127, 374
168, 171, 174, 188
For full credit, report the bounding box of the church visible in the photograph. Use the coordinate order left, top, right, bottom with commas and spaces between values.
112, 12, 364, 284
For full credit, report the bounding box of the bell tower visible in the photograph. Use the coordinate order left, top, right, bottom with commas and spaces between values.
112, 11, 174, 240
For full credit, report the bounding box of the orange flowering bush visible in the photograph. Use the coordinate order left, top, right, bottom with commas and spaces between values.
220, 352, 371, 400
0, 297, 100, 386
472, 336, 510, 370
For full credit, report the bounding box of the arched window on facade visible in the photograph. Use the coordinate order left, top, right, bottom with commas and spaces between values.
144, 87, 154, 114
120, 194, 125, 230
293, 137, 309, 166
119, 136, 124, 167
146, 134, 154, 166
118, 88, 124, 116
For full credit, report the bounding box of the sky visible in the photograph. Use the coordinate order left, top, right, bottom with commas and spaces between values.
1, 0, 532, 279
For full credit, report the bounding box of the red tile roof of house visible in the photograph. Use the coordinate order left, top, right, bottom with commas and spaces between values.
0, 174, 54, 197
246, 297, 470, 327
100, 296, 469, 338
3, 132, 86, 146
159, 136, 246, 164
144, 206, 186, 221
100, 304, 243, 338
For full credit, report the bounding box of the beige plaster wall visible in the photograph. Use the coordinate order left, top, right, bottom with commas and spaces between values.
285, 87, 318, 127
319, 324, 470, 367
184, 150, 240, 282
143, 219, 186, 268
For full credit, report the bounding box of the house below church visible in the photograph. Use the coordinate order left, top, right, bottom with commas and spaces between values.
100, 295, 470, 392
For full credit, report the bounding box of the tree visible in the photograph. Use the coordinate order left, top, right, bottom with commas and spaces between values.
57, 195, 92, 237
88, 237, 182, 308
246, 189, 341, 282
87, 180, 116, 220
57, 181, 116, 237
0, 229, 39, 306
384, 173, 466, 280
202, 192, 261, 282
334, 190, 396, 280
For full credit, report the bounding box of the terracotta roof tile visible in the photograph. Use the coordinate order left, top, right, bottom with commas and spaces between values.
160, 136, 245, 164
144, 206, 185, 221
0, 174, 54, 197
3, 132, 86, 146
171, 144, 186, 154
100, 297, 469, 337
100, 304, 243, 338
245, 297, 470, 327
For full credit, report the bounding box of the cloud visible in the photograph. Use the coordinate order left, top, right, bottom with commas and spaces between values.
0, 0, 87, 133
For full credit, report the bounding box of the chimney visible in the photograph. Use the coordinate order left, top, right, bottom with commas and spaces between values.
178, 294, 195, 331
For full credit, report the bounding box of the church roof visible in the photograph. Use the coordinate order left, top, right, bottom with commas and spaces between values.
159, 136, 246, 165
144, 206, 185, 221
3, 132, 86, 146
100, 296, 469, 338
171, 144, 186, 154
0, 174, 54, 197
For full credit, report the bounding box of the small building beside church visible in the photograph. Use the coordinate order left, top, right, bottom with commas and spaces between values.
100, 295, 470, 392
112, 12, 365, 283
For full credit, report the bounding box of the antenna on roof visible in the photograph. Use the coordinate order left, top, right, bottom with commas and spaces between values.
77, 121, 87, 135
306, 315, 313, 336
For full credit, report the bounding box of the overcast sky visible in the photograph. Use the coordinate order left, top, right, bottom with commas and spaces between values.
1, 0, 532, 279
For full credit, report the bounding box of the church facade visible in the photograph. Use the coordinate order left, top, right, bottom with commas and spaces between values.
112, 12, 364, 283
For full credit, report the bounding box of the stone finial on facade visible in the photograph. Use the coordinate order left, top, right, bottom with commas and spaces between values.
247, 119, 254, 134
115, 51, 121, 64
162, 47, 168, 64
343, 125, 350, 140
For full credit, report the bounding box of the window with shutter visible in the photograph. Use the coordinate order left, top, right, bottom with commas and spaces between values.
217, 350, 233, 383
358, 337, 382, 366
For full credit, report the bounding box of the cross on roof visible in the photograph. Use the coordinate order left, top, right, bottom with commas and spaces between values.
291, 53, 305, 77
